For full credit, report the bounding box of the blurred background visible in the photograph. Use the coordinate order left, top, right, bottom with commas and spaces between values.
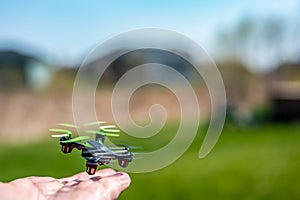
0, 0, 300, 199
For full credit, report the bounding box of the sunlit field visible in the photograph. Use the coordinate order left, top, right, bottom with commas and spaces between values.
1, 123, 300, 199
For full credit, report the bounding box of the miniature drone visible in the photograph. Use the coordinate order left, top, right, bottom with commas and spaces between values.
50, 122, 133, 175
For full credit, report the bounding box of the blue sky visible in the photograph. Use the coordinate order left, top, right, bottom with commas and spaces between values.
0, 0, 299, 65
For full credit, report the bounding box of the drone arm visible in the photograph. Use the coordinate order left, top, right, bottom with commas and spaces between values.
60, 142, 87, 153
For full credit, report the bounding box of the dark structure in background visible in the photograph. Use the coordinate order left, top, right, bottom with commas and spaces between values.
0, 50, 51, 91
267, 62, 300, 121
108, 48, 194, 81
0, 51, 29, 89
83, 48, 196, 84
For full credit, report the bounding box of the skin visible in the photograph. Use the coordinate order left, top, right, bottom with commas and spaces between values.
0, 168, 131, 200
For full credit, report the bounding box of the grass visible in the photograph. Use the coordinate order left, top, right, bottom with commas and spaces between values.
0, 123, 300, 199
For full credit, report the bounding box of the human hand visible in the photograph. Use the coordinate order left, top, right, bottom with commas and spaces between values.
0, 168, 130, 200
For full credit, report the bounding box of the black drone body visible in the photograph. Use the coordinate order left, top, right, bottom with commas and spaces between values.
51, 123, 133, 175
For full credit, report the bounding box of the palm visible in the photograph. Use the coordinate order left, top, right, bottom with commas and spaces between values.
0, 169, 130, 200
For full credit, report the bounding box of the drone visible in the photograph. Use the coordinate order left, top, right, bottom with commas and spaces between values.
50, 121, 133, 175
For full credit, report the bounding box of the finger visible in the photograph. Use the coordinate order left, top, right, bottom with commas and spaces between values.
99, 172, 131, 199
95, 168, 117, 177
60, 168, 117, 182
61, 172, 130, 200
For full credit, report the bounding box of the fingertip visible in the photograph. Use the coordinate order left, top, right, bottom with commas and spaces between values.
100, 172, 131, 199
115, 172, 131, 190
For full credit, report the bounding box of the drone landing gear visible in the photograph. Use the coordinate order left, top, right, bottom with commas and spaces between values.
86, 162, 98, 175
61, 143, 74, 153
86, 162, 105, 175
118, 159, 129, 168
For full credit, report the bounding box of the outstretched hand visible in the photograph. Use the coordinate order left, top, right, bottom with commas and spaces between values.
0, 168, 131, 200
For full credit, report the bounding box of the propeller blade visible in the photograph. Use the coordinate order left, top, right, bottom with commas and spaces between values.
132, 152, 146, 155
112, 150, 129, 153
61, 136, 90, 143
86, 149, 125, 153
89, 150, 129, 155
89, 152, 116, 155
56, 123, 80, 128
102, 132, 120, 137
84, 121, 107, 126
99, 156, 115, 159
49, 129, 72, 135
51, 134, 69, 137
99, 125, 120, 133
100, 125, 116, 129
131, 155, 143, 160
85, 130, 120, 137
108, 147, 128, 150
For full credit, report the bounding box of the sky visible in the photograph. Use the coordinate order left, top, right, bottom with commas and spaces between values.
0, 0, 299, 67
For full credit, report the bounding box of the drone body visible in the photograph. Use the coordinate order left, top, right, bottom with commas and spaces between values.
50, 122, 133, 175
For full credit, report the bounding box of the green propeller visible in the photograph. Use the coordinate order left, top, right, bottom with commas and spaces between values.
85, 130, 120, 137
61, 136, 90, 143
56, 123, 80, 128
50, 129, 72, 137
84, 121, 107, 126
99, 125, 120, 133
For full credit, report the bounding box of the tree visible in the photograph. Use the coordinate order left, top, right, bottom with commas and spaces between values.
216, 15, 299, 72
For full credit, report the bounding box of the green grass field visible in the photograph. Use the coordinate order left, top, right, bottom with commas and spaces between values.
1, 123, 300, 199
